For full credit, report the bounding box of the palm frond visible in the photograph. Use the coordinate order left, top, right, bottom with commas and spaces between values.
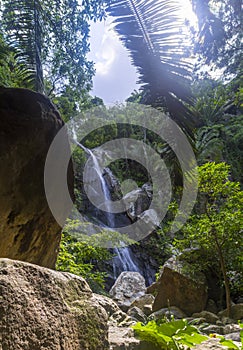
1, 0, 44, 92
108, 0, 198, 134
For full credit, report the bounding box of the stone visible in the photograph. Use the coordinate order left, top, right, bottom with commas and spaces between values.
0, 258, 108, 350
201, 324, 225, 335
127, 307, 147, 323
152, 257, 208, 315
218, 304, 243, 321
109, 310, 135, 327
109, 272, 146, 311
108, 326, 160, 350
224, 332, 241, 342
192, 311, 219, 324
92, 293, 120, 317
125, 188, 150, 221
149, 306, 187, 321
108, 326, 140, 350
137, 209, 161, 227
192, 338, 229, 349
224, 323, 241, 334
143, 304, 153, 316
0, 87, 74, 268
130, 294, 155, 315
221, 316, 237, 325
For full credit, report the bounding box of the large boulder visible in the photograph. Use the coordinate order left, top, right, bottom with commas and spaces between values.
109, 272, 146, 311
151, 257, 208, 315
0, 87, 74, 268
0, 258, 108, 350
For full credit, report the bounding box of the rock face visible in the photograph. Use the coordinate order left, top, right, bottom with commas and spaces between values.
109, 272, 146, 311
151, 257, 208, 315
0, 87, 74, 268
0, 258, 108, 350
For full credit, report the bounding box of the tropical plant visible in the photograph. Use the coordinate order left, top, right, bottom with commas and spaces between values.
56, 219, 112, 292
175, 162, 243, 316
107, 0, 197, 136
133, 316, 242, 349
133, 319, 208, 349
0, 0, 108, 98
191, 0, 242, 78
190, 79, 243, 183
0, 32, 35, 88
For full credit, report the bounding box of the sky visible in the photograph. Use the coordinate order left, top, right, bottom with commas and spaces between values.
88, 1, 197, 105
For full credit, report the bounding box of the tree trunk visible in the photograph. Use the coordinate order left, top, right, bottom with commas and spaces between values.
215, 240, 231, 317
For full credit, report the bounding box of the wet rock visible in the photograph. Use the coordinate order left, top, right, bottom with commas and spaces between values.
0, 87, 74, 268
0, 258, 108, 350
125, 188, 150, 221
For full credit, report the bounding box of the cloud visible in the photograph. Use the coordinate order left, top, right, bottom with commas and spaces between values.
88, 19, 140, 104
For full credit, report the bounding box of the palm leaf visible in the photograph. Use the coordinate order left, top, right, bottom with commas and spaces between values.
108, 0, 198, 135
1, 0, 44, 92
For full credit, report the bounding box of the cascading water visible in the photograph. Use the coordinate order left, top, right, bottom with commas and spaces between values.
77, 142, 142, 278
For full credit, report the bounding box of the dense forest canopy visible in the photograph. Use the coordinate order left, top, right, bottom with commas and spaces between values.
0, 0, 242, 318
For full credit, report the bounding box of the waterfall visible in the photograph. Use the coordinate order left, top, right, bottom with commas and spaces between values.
77, 142, 141, 278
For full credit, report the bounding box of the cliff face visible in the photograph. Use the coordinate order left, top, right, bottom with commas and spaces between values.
0, 87, 74, 268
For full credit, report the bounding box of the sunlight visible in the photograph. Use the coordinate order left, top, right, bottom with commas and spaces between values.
178, 0, 198, 27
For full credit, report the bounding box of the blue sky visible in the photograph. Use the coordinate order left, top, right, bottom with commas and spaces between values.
88, 1, 197, 105
88, 17, 140, 105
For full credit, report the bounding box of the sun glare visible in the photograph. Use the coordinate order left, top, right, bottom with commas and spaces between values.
178, 0, 198, 27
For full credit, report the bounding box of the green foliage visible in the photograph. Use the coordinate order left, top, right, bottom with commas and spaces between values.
175, 162, 243, 314
56, 219, 112, 292
192, 0, 242, 78
191, 79, 243, 183
133, 319, 208, 349
133, 318, 242, 349
0, 33, 34, 88
0, 0, 108, 98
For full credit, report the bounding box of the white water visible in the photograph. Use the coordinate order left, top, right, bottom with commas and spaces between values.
77, 142, 141, 276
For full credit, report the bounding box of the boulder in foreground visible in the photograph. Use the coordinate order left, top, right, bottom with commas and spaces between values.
0, 258, 108, 350
0, 87, 74, 268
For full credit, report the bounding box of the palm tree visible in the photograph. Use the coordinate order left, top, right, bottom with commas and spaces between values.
1, 0, 44, 92
0, 0, 107, 98
107, 0, 198, 135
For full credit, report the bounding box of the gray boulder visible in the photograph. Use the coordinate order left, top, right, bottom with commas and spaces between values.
0, 258, 108, 350
109, 272, 146, 311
